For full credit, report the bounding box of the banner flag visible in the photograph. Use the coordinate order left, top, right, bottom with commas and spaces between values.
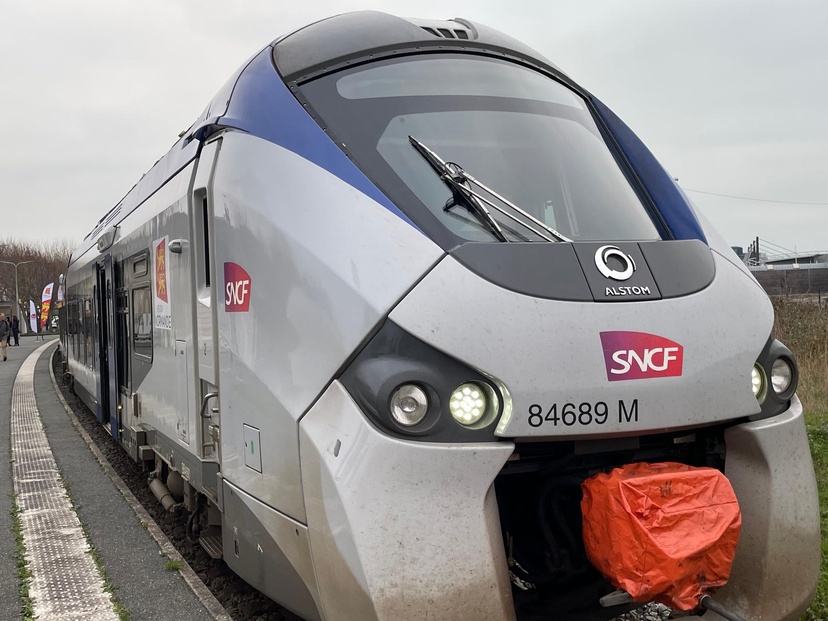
29, 300, 38, 333
57, 278, 65, 309
40, 282, 54, 331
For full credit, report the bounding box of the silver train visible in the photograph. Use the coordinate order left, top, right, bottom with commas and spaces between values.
61, 11, 819, 621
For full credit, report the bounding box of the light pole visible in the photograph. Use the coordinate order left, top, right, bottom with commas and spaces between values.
0, 260, 34, 332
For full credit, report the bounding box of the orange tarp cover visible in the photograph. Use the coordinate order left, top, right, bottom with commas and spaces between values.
581, 462, 741, 610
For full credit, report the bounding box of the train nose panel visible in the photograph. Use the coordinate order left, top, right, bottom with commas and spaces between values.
299, 381, 516, 621
389, 252, 772, 439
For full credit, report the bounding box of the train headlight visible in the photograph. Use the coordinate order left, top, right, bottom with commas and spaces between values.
450, 382, 489, 426
751, 364, 767, 403
390, 384, 429, 427
340, 321, 505, 441
771, 358, 794, 395
748, 338, 798, 421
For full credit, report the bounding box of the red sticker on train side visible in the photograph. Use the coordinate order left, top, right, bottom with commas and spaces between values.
155, 238, 168, 303
600, 331, 683, 381
224, 262, 252, 312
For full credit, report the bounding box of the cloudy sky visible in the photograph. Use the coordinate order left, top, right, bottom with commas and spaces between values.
2, 0, 826, 256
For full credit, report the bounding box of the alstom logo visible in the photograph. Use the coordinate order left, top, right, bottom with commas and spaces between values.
600, 331, 683, 381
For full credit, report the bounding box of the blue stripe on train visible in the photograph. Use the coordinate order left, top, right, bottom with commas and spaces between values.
590, 97, 707, 243
214, 48, 418, 229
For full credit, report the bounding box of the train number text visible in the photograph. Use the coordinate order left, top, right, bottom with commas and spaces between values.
527, 399, 639, 428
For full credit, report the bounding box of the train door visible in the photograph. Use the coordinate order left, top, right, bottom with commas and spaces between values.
94, 254, 120, 437
191, 139, 222, 469
115, 263, 130, 412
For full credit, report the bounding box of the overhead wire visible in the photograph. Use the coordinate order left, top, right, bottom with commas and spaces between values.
683, 189, 828, 206
758, 238, 795, 253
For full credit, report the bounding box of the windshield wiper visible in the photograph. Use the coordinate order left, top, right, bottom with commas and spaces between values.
409, 135, 507, 242
408, 135, 572, 243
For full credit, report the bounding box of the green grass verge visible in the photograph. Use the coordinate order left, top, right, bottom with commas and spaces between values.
803, 414, 828, 620
775, 298, 828, 619
10, 498, 34, 621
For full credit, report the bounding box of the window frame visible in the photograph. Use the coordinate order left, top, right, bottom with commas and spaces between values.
131, 284, 153, 362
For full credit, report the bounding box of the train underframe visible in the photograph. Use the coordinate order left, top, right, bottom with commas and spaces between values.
496, 427, 726, 620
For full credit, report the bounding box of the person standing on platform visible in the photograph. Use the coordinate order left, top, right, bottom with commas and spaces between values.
0, 313, 9, 361
11, 315, 20, 346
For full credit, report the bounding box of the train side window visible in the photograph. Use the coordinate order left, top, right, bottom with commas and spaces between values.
132, 286, 153, 360
133, 255, 148, 277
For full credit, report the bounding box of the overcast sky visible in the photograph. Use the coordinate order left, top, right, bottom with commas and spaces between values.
2, 0, 826, 256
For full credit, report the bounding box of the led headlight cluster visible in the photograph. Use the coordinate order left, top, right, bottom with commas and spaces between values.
340, 321, 508, 442
770, 358, 794, 395
752, 357, 797, 404
751, 364, 766, 402
751, 338, 798, 413
388, 380, 500, 429
449, 383, 487, 425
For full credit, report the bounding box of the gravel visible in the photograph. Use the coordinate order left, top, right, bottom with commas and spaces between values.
614, 603, 673, 621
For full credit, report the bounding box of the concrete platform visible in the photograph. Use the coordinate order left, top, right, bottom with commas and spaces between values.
0, 337, 226, 620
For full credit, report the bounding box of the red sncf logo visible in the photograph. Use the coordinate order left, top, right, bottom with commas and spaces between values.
600, 331, 683, 381
224, 262, 252, 312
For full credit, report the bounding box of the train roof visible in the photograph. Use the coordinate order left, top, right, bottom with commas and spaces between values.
270, 11, 564, 83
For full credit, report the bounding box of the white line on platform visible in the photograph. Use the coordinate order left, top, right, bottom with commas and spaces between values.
11, 340, 119, 621
47, 348, 233, 621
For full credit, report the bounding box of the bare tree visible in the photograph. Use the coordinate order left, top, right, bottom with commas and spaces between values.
0, 236, 74, 326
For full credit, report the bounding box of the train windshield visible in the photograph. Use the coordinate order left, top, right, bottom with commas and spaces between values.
299, 55, 661, 246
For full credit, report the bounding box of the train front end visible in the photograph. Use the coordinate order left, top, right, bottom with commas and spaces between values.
272, 13, 819, 621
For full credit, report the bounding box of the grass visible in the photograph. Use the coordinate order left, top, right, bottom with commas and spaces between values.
773, 297, 828, 417
10, 498, 34, 621
59, 471, 131, 621
164, 559, 182, 572
88, 544, 131, 621
772, 297, 828, 620
803, 425, 828, 620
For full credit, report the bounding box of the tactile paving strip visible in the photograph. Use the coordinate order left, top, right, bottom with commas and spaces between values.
11, 342, 119, 621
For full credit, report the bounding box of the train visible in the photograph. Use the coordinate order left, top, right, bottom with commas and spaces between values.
60, 11, 819, 621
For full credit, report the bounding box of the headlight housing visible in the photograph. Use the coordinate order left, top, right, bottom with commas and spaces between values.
340, 321, 506, 442
749, 337, 798, 421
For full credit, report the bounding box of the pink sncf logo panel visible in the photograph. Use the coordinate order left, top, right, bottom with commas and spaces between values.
224, 262, 252, 312
600, 331, 684, 381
